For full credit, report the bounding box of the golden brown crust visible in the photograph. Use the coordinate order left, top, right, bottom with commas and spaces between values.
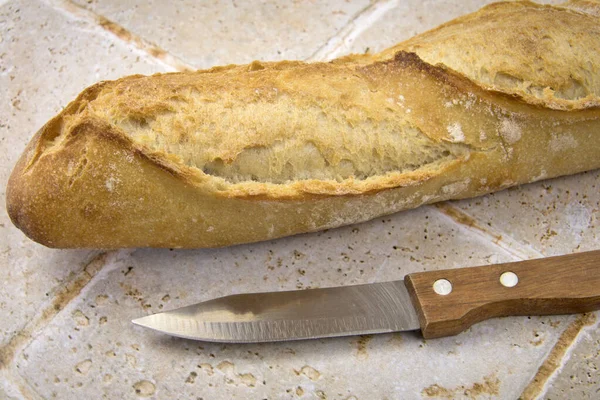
6, 1, 600, 248
380, 1, 600, 110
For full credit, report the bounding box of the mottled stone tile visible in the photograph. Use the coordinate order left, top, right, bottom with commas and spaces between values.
347, 0, 564, 56
16, 207, 572, 398
0, 0, 163, 347
543, 315, 600, 400
72, 0, 371, 68
3, 0, 598, 398
449, 172, 600, 257
342, 3, 600, 397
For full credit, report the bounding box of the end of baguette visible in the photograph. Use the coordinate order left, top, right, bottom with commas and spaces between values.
6, 126, 58, 248
6, 80, 122, 248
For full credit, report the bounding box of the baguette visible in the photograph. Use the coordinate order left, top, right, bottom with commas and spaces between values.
6, 0, 600, 248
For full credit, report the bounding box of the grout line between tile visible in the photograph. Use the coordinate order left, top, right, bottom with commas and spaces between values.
307, 0, 398, 62
0, 249, 136, 398
433, 202, 545, 261
519, 312, 598, 400
40, 0, 196, 72
1, 369, 43, 400
0, 251, 113, 369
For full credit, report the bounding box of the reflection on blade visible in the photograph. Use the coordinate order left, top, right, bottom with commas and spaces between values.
132, 280, 420, 342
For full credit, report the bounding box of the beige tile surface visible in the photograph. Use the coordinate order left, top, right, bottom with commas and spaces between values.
449, 172, 600, 257
342, 1, 600, 398
346, 0, 564, 57
0, 376, 19, 400
340, 2, 600, 398
0, 0, 163, 348
544, 318, 600, 399
1, 0, 598, 399
72, 0, 372, 68
15, 207, 574, 399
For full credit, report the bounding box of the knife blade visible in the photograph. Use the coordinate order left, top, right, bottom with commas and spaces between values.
133, 250, 600, 342
133, 280, 419, 342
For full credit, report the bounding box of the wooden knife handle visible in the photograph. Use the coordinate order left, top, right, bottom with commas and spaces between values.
404, 250, 600, 339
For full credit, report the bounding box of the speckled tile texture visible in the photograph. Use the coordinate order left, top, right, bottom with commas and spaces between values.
0, 0, 163, 349
1, 0, 599, 399
544, 318, 600, 399
70, 0, 372, 68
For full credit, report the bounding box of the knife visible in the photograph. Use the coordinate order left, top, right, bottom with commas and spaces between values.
132, 250, 600, 342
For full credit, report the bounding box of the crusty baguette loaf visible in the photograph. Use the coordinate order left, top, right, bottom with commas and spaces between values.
6, 0, 600, 248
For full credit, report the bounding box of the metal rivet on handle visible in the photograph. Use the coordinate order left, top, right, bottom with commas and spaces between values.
433, 279, 452, 295
500, 271, 519, 288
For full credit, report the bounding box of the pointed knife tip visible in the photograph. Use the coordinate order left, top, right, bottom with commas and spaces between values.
131, 315, 151, 328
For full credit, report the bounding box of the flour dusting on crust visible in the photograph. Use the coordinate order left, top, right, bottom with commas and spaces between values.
550, 133, 578, 152
499, 119, 522, 144
447, 122, 465, 143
